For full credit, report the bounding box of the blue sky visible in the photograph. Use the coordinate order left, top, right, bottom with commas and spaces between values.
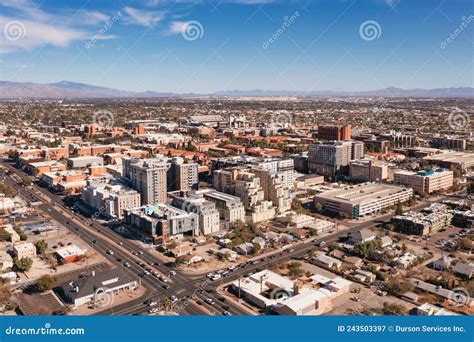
0, 0, 472, 93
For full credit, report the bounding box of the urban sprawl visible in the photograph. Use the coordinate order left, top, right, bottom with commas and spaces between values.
0, 97, 472, 317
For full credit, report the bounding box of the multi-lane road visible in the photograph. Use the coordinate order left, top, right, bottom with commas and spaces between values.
1, 159, 417, 316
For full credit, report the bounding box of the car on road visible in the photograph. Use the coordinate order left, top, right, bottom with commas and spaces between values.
218, 297, 226, 302
124, 262, 131, 268
159, 276, 168, 282
162, 284, 170, 290
92, 239, 97, 243
222, 305, 230, 310
318, 241, 326, 247
211, 274, 221, 281
205, 298, 215, 305
222, 311, 231, 316
285, 248, 295, 253
196, 300, 203, 305
148, 301, 158, 307
148, 308, 158, 314
138, 250, 144, 255
171, 295, 178, 303
169, 270, 176, 276
117, 242, 123, 246
106, 249, 114, 255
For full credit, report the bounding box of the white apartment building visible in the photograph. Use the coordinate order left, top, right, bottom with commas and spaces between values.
82, 183, 141, 219
201, 190, 246, 223
251, 168, 291, 214
394, 168, 453, 194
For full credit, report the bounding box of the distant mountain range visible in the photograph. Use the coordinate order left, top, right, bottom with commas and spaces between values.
0, 80, 472, 99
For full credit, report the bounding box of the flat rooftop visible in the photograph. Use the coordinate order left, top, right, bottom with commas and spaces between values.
424, 151, 473, 164
316, 182, 410, 205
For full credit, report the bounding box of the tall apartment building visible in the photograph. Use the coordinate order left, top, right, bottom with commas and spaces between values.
212, 156, 295, 189
168, 157, 198, 192
394, 168, 454, 194
349, 160, 388, 182
251, 168, 291, 214
213, 168, 276, 223
318, 124, 351, 141
129, 159, 168, 205
308, 140, 364, 179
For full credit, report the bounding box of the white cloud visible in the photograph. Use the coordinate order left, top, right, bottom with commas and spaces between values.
0, 16, 86, 54
123, 7, 165, 27
169, 21, 187, 34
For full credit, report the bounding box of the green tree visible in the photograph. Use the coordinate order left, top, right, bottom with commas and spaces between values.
35, 240, 48, 255
395, 202, 403, 215
35, 275, 57, 292
13, 257, 33, 272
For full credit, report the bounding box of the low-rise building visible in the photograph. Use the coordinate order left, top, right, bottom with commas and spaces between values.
12, 242, 37, 259
231, 269, 352, 315
58, 268, 138, 307
390, 211, 453, 236
314, 183, 413, 219
394, 168, 453, 194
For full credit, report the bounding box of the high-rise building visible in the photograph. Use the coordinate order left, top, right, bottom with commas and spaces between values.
318, 124, 351, 141
169, 157, 198, 192
213, 167, 276, 223
129, 159, 168, 205
124, 156, 198, 205
308, 141, 363, 179
250, 168, 291, 214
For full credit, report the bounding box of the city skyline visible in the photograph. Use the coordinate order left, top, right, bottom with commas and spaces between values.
1, 0, 473, 93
